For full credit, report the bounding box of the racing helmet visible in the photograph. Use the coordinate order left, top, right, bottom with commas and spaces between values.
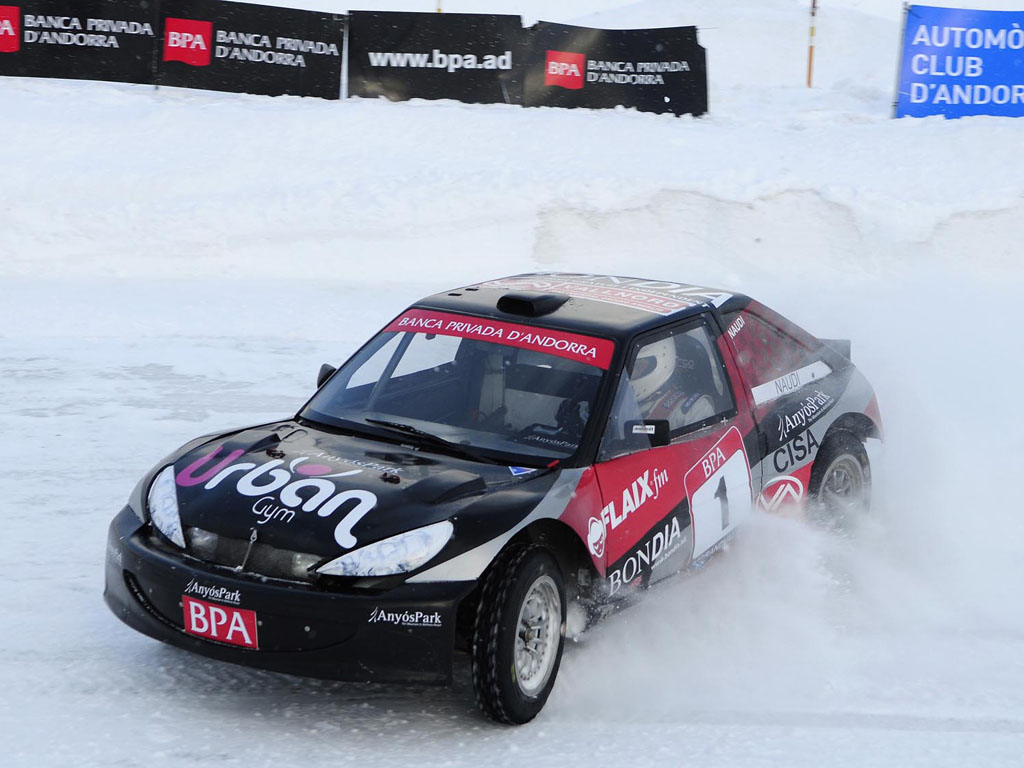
631, 337, 676, 401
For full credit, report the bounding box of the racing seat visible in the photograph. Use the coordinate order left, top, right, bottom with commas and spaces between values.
673, 334, 720, 418
554, 375, 599, 439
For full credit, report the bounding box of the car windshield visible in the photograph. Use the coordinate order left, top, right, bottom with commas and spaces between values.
301, 310, 615, 466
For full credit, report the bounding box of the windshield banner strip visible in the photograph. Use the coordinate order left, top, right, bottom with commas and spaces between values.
386, 309, 614, 369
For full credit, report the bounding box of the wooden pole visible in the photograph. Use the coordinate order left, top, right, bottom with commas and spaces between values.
893, 4, 911, 117
807, 0, 818, 87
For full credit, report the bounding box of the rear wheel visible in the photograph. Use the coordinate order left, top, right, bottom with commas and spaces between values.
471, 544, 566, 724
808, 430, 871, 529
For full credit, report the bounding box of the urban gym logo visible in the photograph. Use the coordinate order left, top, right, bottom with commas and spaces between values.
545, 49, 584, 89
0, 6, 20, 53
163, 17, 211, 66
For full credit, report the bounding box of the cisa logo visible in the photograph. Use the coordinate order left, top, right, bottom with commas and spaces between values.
163, 17, 212, 66
545, 50, 585, 90
176, 446, 379, 549
0, 6, 19, 53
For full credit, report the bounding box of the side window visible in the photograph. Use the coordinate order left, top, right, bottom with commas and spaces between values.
722, 310, 830, 403
599, 322, 734, 461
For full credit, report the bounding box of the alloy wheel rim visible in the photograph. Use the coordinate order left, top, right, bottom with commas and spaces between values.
513, 574, 561, 697
821, 454, 865, 512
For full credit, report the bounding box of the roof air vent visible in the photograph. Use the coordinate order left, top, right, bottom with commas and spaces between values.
496, 292, 570, 317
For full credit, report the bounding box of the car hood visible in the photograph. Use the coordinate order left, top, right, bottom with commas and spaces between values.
170, 421, 554, 558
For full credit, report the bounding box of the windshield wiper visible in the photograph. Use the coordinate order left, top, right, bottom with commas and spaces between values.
363, 419, 502, 465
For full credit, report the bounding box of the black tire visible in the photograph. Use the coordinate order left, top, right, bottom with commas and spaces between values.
471, 544, 566, 725
808, 430, 871, 528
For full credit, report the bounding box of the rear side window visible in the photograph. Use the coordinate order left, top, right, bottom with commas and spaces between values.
722, 309, 830, 405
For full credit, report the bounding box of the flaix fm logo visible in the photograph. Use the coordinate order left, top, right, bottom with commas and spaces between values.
545, 50, 585, 90
0, 6, 20, 53
163, 17, 212, 66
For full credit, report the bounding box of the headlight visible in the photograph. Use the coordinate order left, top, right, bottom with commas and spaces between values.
148, 465, 185, 548
129, 436, 217, 523
316, 520, 454, 577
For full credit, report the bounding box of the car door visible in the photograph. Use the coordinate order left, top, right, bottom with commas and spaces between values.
719, 303, 840, 512
592, 314, 762, 597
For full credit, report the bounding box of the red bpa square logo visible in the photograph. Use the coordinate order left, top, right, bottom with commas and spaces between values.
545, 50, 585, 90
163, 18, 213, 66
0, 6, 20, 53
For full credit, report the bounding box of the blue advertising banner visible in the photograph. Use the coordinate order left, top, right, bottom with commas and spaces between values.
896, 5, 1024, 118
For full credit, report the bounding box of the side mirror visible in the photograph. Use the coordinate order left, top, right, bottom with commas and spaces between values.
317, 363, 337, 388
625, 419, 671, 448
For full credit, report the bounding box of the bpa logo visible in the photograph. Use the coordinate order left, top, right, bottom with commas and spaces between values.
0, 6, 19, 54
182, 595, 258, 648
163, 17, 212, 67
545, 50, 585, 90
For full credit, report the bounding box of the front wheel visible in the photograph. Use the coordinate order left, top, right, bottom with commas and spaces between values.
471, 544, 566, 724
808, 430, 871, 529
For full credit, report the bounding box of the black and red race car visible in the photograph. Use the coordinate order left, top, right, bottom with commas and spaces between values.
105, 272, 881, 724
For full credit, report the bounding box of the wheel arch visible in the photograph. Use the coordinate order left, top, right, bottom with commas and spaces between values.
823, 411, 878, 445
510, 518, 598, 592
455, 519, 596, 652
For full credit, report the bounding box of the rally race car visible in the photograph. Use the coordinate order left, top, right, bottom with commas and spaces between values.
104, 273, 882, 724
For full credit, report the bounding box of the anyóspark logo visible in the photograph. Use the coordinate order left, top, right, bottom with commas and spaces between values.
368, 606, 443, 628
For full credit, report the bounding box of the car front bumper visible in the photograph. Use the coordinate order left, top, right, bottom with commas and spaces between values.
103, 506, 475, 684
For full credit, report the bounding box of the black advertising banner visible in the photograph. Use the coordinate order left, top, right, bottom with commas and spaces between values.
0, 0, 157, 84
157, 0, 344, 99
522, 22, 707, 117
347, 11, 525, 104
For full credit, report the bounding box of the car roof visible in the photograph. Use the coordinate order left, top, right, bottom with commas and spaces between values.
414, 273, 749, 341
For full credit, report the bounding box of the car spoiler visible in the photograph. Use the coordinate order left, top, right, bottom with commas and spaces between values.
822, 338, 851, 360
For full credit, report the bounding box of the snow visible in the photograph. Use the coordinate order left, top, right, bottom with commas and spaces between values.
2, 0, 1024, 764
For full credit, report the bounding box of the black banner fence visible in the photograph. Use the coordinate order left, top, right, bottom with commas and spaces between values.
158, 0, 344, 99
521, 22, 707, 117
0, 0, 158, 84
347, 11, 524, 105
0, 1, 708, 115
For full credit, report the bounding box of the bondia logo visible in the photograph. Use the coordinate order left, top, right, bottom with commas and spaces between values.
0, 6, 20, 53
545, 50, 585, 90
176, 446, 379, 548
163, 17, 212, 66
608, 516, 682, 596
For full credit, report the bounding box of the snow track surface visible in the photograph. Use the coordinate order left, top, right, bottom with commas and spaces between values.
2, 0, 1024, 765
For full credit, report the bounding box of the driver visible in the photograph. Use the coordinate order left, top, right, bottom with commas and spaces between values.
631, 335, 716, 431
